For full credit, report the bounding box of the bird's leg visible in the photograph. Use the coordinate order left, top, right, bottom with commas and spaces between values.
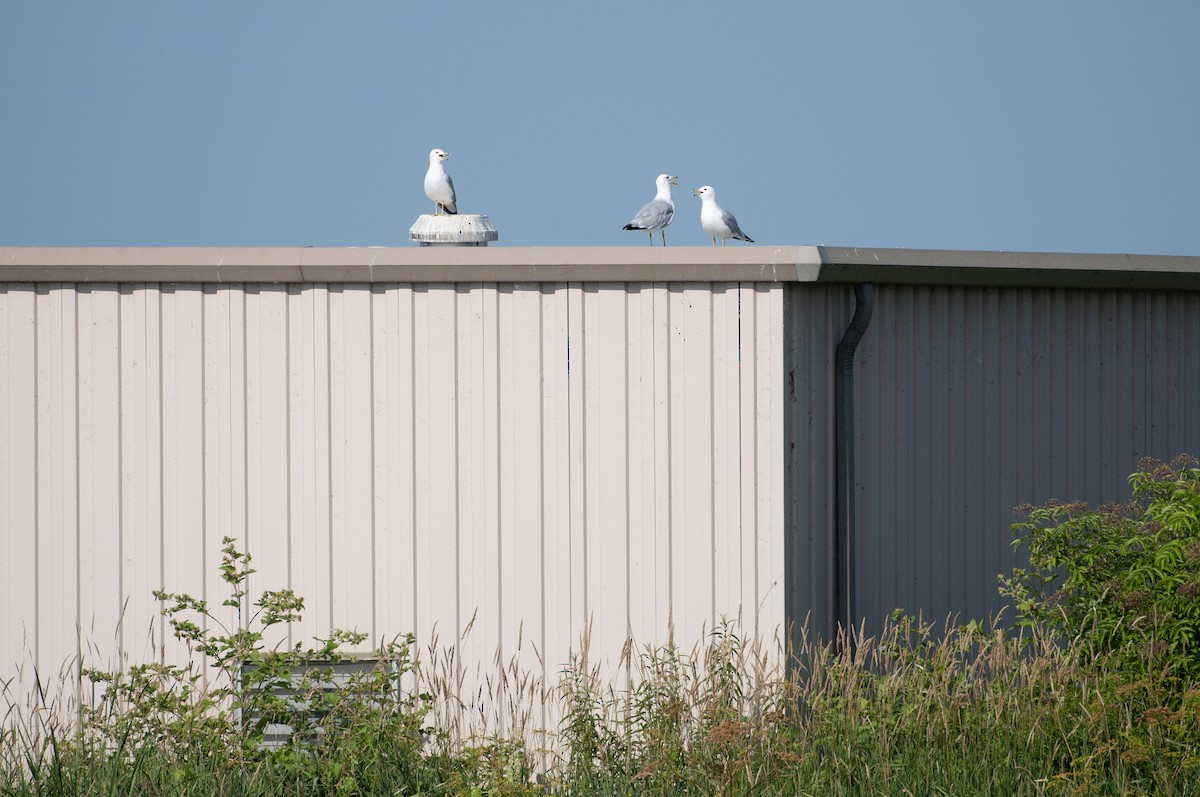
711, 238, 717, 247
647, 232, 654, 246
661, 230, 667, 246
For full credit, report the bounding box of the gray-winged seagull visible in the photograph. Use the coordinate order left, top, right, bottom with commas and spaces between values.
693, 185, 753, 245
623, 174, 678, 245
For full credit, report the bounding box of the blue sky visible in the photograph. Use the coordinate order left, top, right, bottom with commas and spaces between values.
2, 1, 1198, 253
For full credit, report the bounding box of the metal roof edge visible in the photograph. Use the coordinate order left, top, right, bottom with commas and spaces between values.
815, 246, 1200, 290
0, 246, 823, 283
1, 246, 1196, 288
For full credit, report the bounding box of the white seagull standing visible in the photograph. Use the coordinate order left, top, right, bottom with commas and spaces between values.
623, 174, 678, 245
693, 185, 754, 246
424, 148, 457, 215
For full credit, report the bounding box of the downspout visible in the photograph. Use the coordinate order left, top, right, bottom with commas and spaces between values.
833, 283, 874, 644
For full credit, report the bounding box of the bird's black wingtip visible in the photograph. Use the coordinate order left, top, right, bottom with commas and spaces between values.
622, 224, 639, 231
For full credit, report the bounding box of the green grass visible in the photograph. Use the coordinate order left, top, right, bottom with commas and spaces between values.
4, 613, 1198, 796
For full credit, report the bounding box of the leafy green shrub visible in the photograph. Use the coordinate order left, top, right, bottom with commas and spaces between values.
79, 537, 440, 795
1001, 455, 1200, 788
1001, 454, 1200, 681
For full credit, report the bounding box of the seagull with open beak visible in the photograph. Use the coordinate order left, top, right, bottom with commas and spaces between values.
693, 185, 754, 245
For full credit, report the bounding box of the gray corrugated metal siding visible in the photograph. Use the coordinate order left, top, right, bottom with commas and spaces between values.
788, 283, 1200, 643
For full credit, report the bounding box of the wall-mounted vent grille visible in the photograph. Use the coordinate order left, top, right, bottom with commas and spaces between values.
239, 658, 394, 749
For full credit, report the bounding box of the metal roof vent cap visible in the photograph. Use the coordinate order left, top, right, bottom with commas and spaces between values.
409, 214, 499, 247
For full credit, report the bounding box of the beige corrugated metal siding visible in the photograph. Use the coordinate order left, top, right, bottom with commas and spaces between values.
0, 281, 786, 710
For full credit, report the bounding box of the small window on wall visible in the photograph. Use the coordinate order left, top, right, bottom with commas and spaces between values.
239, 657, 397, 749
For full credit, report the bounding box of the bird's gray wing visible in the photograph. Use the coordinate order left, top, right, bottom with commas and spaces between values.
443, 174, 457, 213
624, 198, 674, 230
722, 209, 752, 241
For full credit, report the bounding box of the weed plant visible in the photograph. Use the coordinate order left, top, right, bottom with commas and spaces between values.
8, 612, 1194, 795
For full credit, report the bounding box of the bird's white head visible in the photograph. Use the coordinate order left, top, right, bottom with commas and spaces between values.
693, 186, 715, 200
657, 174, 679, 188
430, 148, 450, 163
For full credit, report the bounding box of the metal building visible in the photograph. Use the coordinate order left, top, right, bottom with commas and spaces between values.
2, 246, 1199, 730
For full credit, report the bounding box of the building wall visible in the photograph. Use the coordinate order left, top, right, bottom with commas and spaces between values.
786, 283, 1200, 642
0, 281, 787, 717
6, 247, 1200, 732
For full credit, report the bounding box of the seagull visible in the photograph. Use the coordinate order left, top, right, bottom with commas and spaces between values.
623, 174, 678, 245
693, 185, 754, 246
424, 148, 457, 215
